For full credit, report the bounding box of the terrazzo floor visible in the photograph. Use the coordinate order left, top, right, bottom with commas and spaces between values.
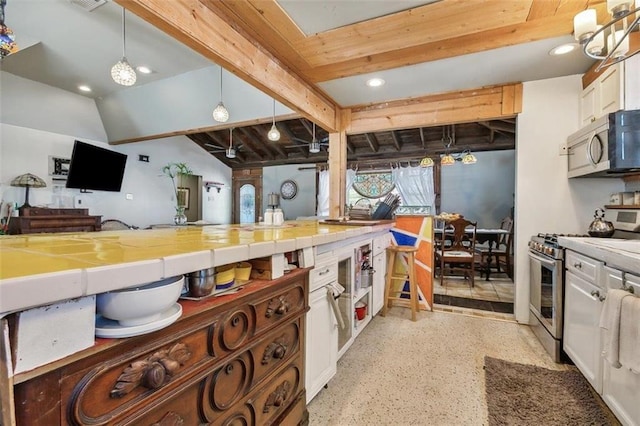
307, 308, 564, 425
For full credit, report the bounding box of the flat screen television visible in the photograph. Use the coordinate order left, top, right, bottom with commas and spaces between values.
66, 140, 127, 192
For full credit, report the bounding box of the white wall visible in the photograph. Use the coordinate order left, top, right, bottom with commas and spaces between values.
0, 71, 232, 228
514, 74, 624, 323
262, 165, 317, 220
441, 150, 515, 228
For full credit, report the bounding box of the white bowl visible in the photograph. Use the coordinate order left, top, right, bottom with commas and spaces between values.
96, 276, 183, 326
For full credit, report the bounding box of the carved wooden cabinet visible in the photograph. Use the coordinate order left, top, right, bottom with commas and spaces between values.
9, 207, 101, 234
13, 269, 309, 425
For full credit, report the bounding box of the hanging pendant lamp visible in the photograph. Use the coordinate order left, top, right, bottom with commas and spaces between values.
267, 98, 281, 141
111, 8, 136, 86
213, 67, 230, 122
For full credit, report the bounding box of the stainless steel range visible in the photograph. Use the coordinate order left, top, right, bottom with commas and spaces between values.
528, 233, 586, 362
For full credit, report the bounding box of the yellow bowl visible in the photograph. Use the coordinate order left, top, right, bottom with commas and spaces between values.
215, 264, 236, 290
235, 262, 252, 281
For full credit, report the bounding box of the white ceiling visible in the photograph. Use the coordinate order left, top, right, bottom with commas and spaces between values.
0, 0, 594, 108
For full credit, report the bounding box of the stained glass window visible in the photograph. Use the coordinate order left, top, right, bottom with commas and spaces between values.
352, 173, 395, 198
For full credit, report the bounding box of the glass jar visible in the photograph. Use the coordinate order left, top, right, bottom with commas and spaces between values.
174, 206, 187, 225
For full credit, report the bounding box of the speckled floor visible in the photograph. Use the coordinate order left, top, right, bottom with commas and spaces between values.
307, 309, 565, 425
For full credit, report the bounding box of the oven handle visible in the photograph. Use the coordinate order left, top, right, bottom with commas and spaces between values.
528, 250, 558, 268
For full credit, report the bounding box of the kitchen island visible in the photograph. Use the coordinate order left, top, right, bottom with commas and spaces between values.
0, 220, 393, 425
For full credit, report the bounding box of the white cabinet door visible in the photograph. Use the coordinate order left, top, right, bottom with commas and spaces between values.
599, 64, 623, 116
603, 361, 640, 426
305, 286, 338, 403
372, 252, 386, 315
580, 82, 598, 126
563, 270, 604, 393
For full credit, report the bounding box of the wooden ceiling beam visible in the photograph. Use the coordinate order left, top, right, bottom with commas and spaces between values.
364, 133, 379, 153
280, 123, 309, 157
390, 131, 402, 151
347, 84, 523, 135
419, 128, 427, 149
118, 0, 338, 132
237, 128, 272, 159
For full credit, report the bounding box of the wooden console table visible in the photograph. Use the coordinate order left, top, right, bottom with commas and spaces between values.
8, 207, 101, 234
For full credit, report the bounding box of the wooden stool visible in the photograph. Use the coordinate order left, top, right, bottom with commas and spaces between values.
382, 245, 419, 321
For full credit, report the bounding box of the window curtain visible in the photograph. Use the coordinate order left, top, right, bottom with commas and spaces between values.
316, 169, 330, 217
391, 165, 435, 211
316, 168, 357, 217
345, 168, 357, 200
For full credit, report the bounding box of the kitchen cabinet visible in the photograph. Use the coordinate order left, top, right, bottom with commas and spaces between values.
602, 272, 640, 426
580, 58, 640, 127
563, 250, 604, 393
371, 233, 391, 315
8, 207, 101, 234
305, 255, 338, 403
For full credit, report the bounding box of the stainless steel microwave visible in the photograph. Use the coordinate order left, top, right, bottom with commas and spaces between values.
567, 109, 640, 178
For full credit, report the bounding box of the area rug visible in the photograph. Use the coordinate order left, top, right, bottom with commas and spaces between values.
484, 356, 620, 426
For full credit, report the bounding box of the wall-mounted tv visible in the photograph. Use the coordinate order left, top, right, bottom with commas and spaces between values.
66, 140, 128, 192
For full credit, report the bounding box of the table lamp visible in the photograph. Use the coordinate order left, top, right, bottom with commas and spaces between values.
10, 173, 47, 210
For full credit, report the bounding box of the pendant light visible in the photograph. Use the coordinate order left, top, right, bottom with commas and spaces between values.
111, 8, 137, 86
212, 67, 229, 122
267, 98, 281, 141
226, 128, 236, 158
309, 123, 320, 153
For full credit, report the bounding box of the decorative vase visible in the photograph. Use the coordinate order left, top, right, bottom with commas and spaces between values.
174, 207, 187, 226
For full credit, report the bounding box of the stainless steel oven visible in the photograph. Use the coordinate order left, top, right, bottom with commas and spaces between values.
528, 234, 566, 362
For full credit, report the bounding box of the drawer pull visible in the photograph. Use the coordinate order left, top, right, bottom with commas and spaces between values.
263, 381, 292, 413
318, 268, 330, 276
266, 296, 291, 318
590, 290, 606, 302
225, 364, 234, 375
573, 262, 582, 269
110, 343, 191, 398
231, 316, 240, 327
262, 335, 290, 365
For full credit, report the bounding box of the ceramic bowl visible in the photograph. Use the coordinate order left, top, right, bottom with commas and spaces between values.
235, 262, 252, 281
96, 276, 183, 326
215, 264, 236, 290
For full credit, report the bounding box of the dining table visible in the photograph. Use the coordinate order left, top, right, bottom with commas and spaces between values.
434, 227, 510, 281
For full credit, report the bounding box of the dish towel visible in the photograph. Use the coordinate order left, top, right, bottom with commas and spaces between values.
599, 289, 632, 368
619, 294, 640, 374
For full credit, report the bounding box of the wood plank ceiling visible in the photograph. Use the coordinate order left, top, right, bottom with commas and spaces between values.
132, 0, 605, 169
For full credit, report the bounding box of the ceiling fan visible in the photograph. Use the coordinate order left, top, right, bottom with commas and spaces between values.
289, 122, 329, 153
205, 128, 242, 158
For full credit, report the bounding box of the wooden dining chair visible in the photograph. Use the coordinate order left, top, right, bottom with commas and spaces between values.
434, 217, 478, 287
476, 216, 513, 279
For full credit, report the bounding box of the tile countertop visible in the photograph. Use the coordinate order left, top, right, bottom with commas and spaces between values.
0, 220, 393, 315
558, 237, 640, 275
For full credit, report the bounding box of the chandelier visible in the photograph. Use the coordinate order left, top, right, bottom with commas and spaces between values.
0, 0, 18, 58
573, 0, 640, 71
111, 8, 136, 86
212, 67, 230, 123
267, 98, 280, 141
420, 125, 477, 167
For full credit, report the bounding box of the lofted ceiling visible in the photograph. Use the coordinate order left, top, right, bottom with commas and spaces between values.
2, 0, 602, 169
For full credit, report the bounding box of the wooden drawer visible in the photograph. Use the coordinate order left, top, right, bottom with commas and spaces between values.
566, 250, 602, 284
252, 282, 305, 335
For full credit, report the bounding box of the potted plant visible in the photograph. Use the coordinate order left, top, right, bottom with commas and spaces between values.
162, 162, 193, 225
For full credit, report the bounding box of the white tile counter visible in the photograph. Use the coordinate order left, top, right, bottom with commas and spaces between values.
558, 237, 640, 275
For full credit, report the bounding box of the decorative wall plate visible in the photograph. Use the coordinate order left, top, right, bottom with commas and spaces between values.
280, 179, 298, 200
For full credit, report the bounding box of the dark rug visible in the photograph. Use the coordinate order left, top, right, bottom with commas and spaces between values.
484, 356, 620, 426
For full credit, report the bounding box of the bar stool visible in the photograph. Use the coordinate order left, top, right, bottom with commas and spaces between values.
382, 245, 419, 321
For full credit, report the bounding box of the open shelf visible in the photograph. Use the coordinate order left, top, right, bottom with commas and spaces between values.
605, 205, 640, 209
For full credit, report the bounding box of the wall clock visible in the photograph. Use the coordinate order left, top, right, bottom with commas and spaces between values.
280, 179, 298, 200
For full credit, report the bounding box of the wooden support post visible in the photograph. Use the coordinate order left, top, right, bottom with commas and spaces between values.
328, 110, 350, 218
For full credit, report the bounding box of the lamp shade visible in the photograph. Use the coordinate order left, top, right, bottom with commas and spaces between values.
11, 173, 46, 209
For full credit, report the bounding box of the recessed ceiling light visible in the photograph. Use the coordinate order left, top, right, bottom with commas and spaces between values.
136, 66, 153, 74
549, 43, 577, 56
78, 85, 92, 92
366, 77, 385, 88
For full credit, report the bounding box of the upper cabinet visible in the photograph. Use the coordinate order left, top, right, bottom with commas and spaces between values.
580, 57, 640, 127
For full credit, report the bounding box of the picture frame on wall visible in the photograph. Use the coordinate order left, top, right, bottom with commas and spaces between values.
177, 187, 190, 210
